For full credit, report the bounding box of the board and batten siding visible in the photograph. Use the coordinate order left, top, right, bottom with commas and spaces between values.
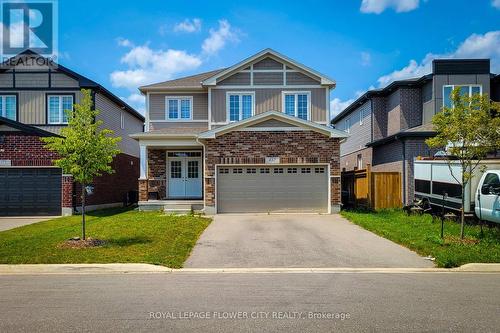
335, 101, 372, 157
149, 93, 208, 121
95, 93, 143, 158
211, 88, 327, 123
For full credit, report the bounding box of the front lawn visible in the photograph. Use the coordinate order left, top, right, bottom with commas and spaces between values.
0, 208, 211, 268
341, 210, 500, 268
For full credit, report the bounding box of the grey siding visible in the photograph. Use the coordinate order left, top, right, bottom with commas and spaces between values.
149, 122, 208, 130
254, 72, 283, 85
218, 72, 251, 85
248, 119, 298, 128
95, 92, 143, 157
335, 101, 372, 157
15, 73, 49, 88
286, 72, 320, 85
211, 88, 327, 123
253, 57, 283, 70
149, 93, 208, 121
0, 73, 13, 87
51, 73, 79, 88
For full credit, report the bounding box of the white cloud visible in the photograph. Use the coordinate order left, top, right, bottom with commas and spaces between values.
361, 52, 371, 66
110, 45, 202, 90
202, 19, 239, 55
116, 37, 133, 47
377, 30, 500, 87
173, 18, 202, 33
360, 0, 420, 14
492, 0, 500, 9
330, 98, 355, 119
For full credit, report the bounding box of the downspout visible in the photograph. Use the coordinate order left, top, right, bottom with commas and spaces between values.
402, 137, 406, 206
196, 137, 207, 212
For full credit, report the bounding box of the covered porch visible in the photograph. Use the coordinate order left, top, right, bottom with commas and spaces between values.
131, 132, 205, 213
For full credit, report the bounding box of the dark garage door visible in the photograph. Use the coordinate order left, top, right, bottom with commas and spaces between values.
0, 168, 62, 216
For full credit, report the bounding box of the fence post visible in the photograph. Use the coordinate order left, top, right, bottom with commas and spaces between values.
366, 163, 372, 209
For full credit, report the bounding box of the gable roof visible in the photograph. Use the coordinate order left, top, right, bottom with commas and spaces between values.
0, 116, 61, 137
202, 48, 335, 87
139, 68, 226, 92
0, 50, 144, 122
197, 111, 348, 139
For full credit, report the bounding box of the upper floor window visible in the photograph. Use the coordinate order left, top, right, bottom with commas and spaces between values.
120, 111, 125, 129
0, 95, 16, 121
344, 117, 350, 134
166, 96, 192, 120
48, 95, 73, 124
443, 85, 482, 108
227, 92, 254, 122
283, 92, 309, 120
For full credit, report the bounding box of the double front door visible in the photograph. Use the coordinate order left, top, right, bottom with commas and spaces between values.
167, 152, 202, 199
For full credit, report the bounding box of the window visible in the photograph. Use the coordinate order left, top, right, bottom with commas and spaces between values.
301, 167, 311, 174
168, 151, 202, 157
187, 161, 199, 178
227, 93, 254, 122
283, 92, 309, 120
120, 111, 125, 129
359, 109, 363, 125
259, 168, 270, 174
287, 167, 297, 174
273, 168, 284, 174
166, 97, 192, 120
170, 161, 182, 178
481, 173, 500, 195
344, 118, 350, 134
219, 168, 229, 174
0, 95, 16, 120
48, 95, 73, 124
315, 167, 325, 174
443, 85, 482, 108
357, 154, 363, 169
246, 168, 256, 174
233, 168, 243, 174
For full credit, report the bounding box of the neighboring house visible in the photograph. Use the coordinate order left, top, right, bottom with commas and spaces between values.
0, 50, 144, 216
332, 59, 500, 205
132, 48, 348, 214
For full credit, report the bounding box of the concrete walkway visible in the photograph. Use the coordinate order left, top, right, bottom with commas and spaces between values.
185, 214, 435, 268
0, 217, 57, 232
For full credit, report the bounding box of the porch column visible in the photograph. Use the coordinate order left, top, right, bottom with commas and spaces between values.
138, 144, 148, 202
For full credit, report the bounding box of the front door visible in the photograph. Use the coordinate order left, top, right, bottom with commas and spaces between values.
167, 153, 202, 199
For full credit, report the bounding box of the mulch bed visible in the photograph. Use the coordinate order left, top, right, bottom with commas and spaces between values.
58, 238, 107, 249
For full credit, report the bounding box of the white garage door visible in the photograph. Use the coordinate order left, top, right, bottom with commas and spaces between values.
217, 165, 329, 213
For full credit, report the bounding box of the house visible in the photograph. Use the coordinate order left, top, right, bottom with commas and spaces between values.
0, 51, 144, 216
132, 48, 348, 214
332, 59, 500, 205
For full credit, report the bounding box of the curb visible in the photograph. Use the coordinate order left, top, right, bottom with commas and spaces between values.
0, 263, 499, 275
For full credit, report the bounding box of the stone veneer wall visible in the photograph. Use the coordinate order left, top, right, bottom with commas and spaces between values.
201, 130, 341, 213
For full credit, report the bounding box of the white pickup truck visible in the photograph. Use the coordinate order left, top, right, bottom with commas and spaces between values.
414, 159, 500, 224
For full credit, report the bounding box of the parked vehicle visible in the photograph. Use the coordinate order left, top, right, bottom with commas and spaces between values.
414, 159, 500, 224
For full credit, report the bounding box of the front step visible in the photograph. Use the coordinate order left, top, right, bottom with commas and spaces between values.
138, 200, 204, 214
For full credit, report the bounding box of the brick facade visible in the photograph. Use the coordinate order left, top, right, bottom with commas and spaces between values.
201, 130, 341, 210
0, 132, 58, 166
340, 147, 373, 171
400, 88, 423, 130
371, 96, 387, 141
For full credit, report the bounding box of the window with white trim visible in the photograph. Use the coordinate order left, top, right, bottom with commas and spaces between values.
166, 97, 192, 120
443, 85, 482, 108
0, 95, 16, 120
227, 93, 254, 122
359, 108, 363, 125
344, 117, 350, 134
283, 92, 309, 120
48, 95, 73, 124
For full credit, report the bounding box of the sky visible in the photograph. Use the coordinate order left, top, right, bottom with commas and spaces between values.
51, 0, 500, 118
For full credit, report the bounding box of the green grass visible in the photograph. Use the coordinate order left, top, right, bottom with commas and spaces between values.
341, 209, 500, 268
0, 208, 211, 268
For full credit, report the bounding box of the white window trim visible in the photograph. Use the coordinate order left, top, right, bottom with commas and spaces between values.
225, 91, 255, 122
120, 111, 125, 129
281, 91, 311, 120
344, 117, 350, 134
0, 95, 17, 121
47, 95, 73, 125
359, 109, 363, 126
165, 96, 193, 121
442, 84, 482, 107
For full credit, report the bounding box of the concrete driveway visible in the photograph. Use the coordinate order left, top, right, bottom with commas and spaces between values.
0, 217, 56, 232
185, 214, 433, 268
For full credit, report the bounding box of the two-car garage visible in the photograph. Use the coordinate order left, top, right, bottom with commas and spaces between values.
216, 165, 329, 214
0, 168, 62, 216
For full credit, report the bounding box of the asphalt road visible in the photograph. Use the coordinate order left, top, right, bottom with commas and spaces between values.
0, 272, 498, 332
185, 214, 433, 268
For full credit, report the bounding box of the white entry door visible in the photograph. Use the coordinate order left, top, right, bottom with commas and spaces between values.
167, 154, 202, 199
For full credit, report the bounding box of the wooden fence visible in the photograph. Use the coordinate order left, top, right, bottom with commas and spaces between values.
341, 165, 402, 210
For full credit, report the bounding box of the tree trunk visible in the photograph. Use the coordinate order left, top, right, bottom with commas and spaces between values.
460, 176, 465, 240
81, 184, 86, 240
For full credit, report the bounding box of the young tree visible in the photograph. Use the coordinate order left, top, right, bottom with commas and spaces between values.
426, 87, 500, 239
43, 89, 121, 240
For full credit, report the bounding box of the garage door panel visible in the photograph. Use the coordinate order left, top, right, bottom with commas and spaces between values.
217, 165, 328, 213
0, 168, 62, 216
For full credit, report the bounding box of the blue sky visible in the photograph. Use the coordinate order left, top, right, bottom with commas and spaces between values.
55, 0, 500, 117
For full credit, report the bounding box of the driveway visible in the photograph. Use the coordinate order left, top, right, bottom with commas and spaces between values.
0, 217, 55, 232
185, 214, 433, 268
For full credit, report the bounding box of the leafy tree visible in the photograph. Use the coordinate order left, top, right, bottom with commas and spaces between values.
426, 87, 500, 239
43, 89, 121, 240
